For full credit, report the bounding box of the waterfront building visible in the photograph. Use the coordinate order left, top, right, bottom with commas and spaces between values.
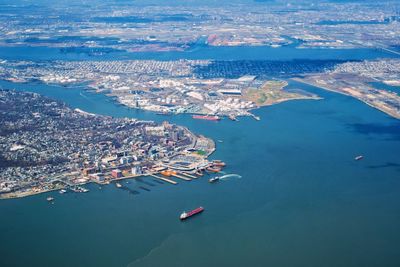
120, 156, 133, 165
91, 173, 105, 182
83, 167, 96, 177
131, 166, 142, 175
111, 169, 122, 179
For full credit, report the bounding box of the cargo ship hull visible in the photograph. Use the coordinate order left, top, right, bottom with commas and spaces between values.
180, 207, 204, 220
192, 115, 220, 121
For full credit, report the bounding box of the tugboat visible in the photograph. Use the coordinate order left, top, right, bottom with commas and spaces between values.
209, 176, 220, 183
355, 155, 364, 161
180, 207, 204, 220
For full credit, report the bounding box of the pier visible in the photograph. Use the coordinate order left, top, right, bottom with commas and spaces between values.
149, 174, 177, 185
171, 173, 191, 181
179, 172, 198, 179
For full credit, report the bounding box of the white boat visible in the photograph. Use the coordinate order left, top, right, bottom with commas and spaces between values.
355, 155, 364, 161
46, 197, 54, 202
72, 186, 89, 193
209, 176, 220, 183
59, 189, 67, 194
116, 183, 122, 188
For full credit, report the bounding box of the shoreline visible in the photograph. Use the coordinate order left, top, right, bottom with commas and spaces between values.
291, 78, 400, 120
0, 132, 216, 201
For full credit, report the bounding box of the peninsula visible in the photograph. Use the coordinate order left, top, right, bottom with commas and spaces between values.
0, 59, 324, 120
0, 90, 217, 199
296, 59, 400, 119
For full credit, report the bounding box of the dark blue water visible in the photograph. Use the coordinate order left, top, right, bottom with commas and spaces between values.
0, 44, 396, 61
1, 71, 400, 266
91, 15, 191, 24
370, 82, 400, 93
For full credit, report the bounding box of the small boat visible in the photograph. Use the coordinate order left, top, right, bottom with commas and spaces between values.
46, 197, 54, 202
59, 189, 67, 194
212, 160, 226, 167
180, 207, 204, 220
116, 183, 122, 188
228, 114, 238, 121
209, 176, 220, 183
355, 155, 364, 161
206, 166, 221, 173
72, 186, 89, 193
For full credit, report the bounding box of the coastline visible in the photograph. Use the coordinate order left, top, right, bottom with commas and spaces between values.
0, 131, 216, 200
291, 78, 400, 120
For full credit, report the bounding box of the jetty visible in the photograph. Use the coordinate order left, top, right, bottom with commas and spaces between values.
180, 172, 197, 179
149, 174, 177, 185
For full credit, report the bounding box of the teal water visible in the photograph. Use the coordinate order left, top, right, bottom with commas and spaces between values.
1, 79, 400, 267
1, 48, 400, 266
370, 82, 400, 93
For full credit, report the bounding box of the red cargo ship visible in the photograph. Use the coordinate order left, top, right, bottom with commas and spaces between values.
180, 207, 204, 220
192, 115, 220, 121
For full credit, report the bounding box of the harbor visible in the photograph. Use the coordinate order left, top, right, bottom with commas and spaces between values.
14, 160, 229, 201
0, 5, 399, 263
1, 70, 400, 267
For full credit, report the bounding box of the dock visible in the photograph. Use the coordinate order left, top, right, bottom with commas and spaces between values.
149, 174, 177, 185
171, 173, 191, 181
250, 114, 261, 121
179, 172, 197, 179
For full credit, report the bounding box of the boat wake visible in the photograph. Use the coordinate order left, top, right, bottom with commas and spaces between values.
219, 174, 242, 180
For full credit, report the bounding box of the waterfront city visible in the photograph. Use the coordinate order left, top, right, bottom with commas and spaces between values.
1, 1, 400, 267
